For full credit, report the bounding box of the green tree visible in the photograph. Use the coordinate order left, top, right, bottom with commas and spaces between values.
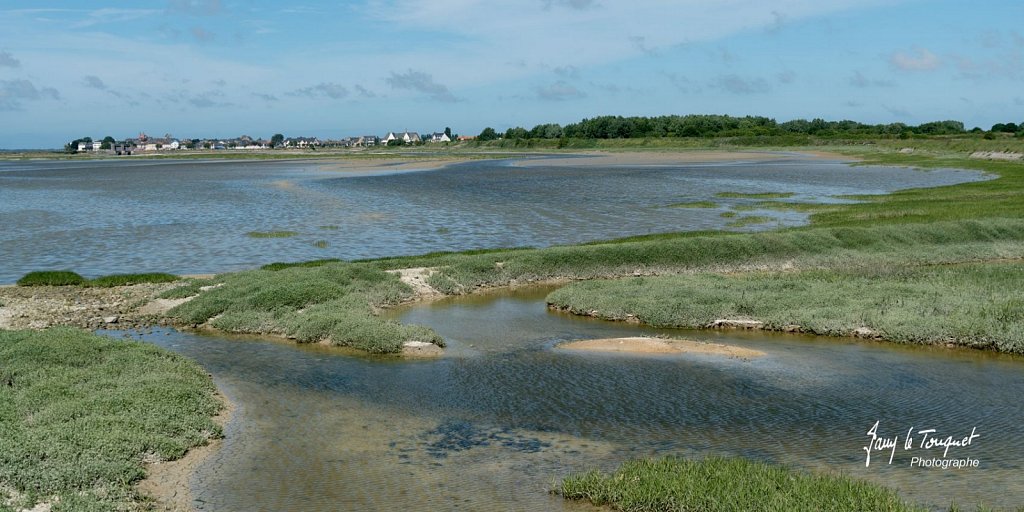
444, 126, 452, 138
100, 136, 115, 150
477, 127, 498, 141
270, 133, 285, 148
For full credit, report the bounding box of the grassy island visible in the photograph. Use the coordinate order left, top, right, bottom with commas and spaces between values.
0, 329, 222, 511
558, 456, 928, 512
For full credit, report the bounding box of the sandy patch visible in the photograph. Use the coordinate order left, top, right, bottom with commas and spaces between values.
401, 340, 444, 357
0, 307, 14, 330
137, 297, 193, 316
0, 282, 180, 330
970, 151, 1023, 161
136, 392, 236, 512
558, 336, 764, 358
510, 150, 835, 168
316, 158, 466, 173
387, 267, 440, 299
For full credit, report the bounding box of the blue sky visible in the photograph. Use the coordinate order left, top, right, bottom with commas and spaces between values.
1, 0, 1022, 148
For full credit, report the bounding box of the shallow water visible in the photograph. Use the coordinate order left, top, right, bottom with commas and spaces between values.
0, 156, 986, 282
115, 287, 1024, 511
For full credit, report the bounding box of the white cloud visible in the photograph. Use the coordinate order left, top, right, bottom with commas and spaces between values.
386, 69, 457, 102
370, 0, 898, 86
890, 47, 941, 71
0, 79, 60, 110
711, 74, 770, 94
0, 50, 21, 68
535, 81, 586, 101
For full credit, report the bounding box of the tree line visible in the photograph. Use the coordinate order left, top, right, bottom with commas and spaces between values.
477, 115, 1024, 141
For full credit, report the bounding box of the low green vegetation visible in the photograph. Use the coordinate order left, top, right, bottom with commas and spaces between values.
719, 211, 737, 218
312, 240, 329, 248
715, 191, 796, 199
558, 456, 926, 512
156, 278, 217, 300
725, 215, 774, 228
15, 271, 86, 287
164, 263, 441, 353
354, 218, 1024, 298
260, 258, 343, 271
15, 271, 179, 288
546, 262, 1024, 353
0, 328, 221, 511
245, 230, 298, 238
86, 272, 180, 288
668, 200, 717, 209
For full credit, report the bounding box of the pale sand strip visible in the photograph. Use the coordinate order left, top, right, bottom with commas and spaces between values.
558, 336, 764, 359
513, 150, 854, 167
136, 392, 236, 512
315, 157, 467, 173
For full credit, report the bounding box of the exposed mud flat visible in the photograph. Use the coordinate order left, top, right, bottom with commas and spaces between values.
0, 282, 179, 330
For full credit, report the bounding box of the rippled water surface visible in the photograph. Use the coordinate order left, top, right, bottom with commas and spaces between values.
117, 287, 1024, 511
0, 155, 986, 282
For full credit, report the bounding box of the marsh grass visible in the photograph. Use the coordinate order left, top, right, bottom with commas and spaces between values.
668, 201, 718, 208
157, 278, 219, 299
0, 328, 221, 511
246, 230, 298, 238
715, 191, 796, 199
719, 211, 737, 218
260, 258, 343, 271
16, 271, 179, 288
15, 271, 86, 287
312, 240, 329, 248
167, 263, 442, 353
558, 456, 926, 512
726, 215, 774, 227
545, 262, 1024, 352
86, 273, 179, 288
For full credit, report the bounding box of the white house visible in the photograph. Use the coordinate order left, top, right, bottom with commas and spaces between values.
429, 132, 451, 143
383, 131, 422, 145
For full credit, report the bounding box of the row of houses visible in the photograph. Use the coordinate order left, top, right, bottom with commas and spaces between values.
71, 129, 455, 154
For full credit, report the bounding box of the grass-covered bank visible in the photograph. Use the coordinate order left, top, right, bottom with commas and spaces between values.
16, 271, 179, 288
164, 264, 442, 353
546, 262, 1024, 353
557, 456, 927, 512
0, 328, 222, 511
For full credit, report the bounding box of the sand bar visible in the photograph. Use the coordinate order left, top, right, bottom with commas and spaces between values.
558, 336, 764, 358
512, 150, 813, 168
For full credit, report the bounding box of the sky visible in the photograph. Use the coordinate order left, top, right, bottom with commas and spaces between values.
1, 0, 1023, 149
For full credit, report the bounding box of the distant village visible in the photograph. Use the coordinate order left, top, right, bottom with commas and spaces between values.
67, 129, 473, 155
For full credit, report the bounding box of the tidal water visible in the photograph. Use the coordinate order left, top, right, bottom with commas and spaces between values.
118, 287, 1024, 511
10, 154, 1015, 510
0, 155, 986, 282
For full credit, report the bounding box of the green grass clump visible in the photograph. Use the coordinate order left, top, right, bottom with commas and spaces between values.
726, 215, 774, 228
558, 456, 925, 512
246, 230, 299, 238
668, 200, 718, 209
260, 258, 343, 271
15, 271, 86, 287
715, 191, 796, 199
546, 262, 1024, 353
86, 272, 180, 288
167, 262, 442, 353
0, 328, 221, 510
719, 211, 737, 218
312, 240, 329, 248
